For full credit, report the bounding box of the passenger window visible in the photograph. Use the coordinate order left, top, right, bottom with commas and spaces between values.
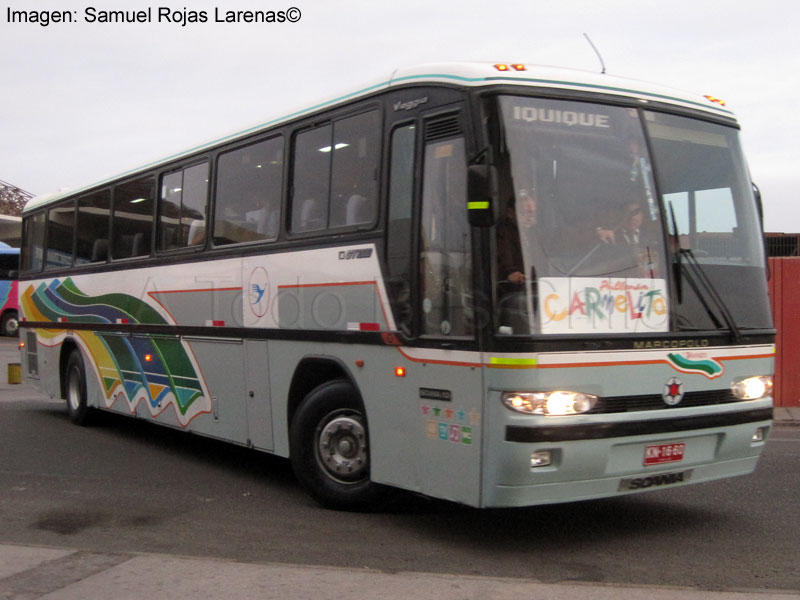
214, 137, 283, 245
22, 212, 46, 272
45, 203, 75, 270
291, 110, 379, 233
291, 125, 331, 233
112, 176, 155, 259
330, 111, 380, 228
159, 162, 209, 250
76, 189, 111, 264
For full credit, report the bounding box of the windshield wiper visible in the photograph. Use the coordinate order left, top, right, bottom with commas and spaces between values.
679, 248, 743, 344
668, 204, 743, 343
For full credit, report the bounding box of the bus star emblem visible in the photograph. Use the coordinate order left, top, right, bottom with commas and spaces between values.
663, 377, 684, 406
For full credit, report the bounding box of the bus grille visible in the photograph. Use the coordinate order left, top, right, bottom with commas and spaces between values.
592, 389, 739, 413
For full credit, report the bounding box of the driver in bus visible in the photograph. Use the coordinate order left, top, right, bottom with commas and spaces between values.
496, 188, 549, 332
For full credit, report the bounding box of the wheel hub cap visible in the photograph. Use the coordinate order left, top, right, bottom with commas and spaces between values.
317, 414, 368, 482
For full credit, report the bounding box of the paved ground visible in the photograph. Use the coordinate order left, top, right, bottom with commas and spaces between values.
2, 344, 798, 598
773, 406, 800, 424
1, 543, 799, 600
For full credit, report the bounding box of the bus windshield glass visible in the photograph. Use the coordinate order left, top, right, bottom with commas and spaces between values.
494, 96, 771, 336
496, 96, 669, 336
644, 111, 772, 331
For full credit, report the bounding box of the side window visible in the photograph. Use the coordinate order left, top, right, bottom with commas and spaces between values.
330, 110, 380, 228
22, 212, 46, 272
291, 124, 331, 233
419, 124, 472, 337
76, 189, 111, 264
386, 123, 416, 335
112, 175, 155, 260
45, 203, 75, 270
214, 136, 283, 245
159, 162, 209, 250
291, 109, 379, 233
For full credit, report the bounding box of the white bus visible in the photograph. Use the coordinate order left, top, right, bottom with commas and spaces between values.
18, 62, 774, 509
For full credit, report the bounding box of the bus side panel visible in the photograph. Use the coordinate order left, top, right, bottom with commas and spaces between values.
184, 338, 248, 445
267, 341, 485, 506
363, 348, 485, 507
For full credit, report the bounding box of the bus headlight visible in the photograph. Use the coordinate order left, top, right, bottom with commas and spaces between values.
502, 391, 598, 416
730, 376, 773, 400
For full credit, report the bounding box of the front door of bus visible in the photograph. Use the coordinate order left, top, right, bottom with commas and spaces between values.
377, 101, 486, 506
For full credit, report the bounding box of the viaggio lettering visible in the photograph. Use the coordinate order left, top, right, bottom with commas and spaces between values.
513, 106, 610, 128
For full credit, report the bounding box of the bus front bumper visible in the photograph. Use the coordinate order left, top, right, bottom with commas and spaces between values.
480, 407, 772, 508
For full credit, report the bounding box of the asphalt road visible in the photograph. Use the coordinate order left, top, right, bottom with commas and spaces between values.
1, 338, 798, 593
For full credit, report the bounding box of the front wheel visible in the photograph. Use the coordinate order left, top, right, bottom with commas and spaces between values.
65, 349, 92, 425
289, 379, 384, 510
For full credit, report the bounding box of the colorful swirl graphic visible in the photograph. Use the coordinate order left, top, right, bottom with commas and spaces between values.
21, 278, 210, 425
667, 352, 724, 379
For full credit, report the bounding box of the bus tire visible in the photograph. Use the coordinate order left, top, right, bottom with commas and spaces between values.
1, 310, 18, 337
65, 349, 91, 426
289, 379, 384, 510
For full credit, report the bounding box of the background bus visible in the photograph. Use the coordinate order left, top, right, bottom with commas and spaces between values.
0, 242, 20, 336
17, 62, 774, 510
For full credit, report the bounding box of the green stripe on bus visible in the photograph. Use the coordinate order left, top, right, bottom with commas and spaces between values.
468, 201, 490, 210
490, 357, 538, 366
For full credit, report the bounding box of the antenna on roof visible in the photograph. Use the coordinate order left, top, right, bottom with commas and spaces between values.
583, 33, 606, 74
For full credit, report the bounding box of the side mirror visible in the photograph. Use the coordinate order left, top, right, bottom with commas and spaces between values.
467, 164, 497, 227
752, 182, 764, 227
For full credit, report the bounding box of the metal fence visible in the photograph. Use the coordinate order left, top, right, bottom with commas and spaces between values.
768, 257, 800, 407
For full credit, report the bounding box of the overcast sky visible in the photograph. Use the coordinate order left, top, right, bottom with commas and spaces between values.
2, 0, 797, 231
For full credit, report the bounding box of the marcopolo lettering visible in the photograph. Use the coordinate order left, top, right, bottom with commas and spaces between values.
513, 106, 610, 128
633, 339, 710, 349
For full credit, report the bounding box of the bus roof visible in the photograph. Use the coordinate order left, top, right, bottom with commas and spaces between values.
24, 61, 734, 213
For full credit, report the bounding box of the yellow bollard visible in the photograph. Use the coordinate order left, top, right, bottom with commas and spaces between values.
7, 363, 21, 385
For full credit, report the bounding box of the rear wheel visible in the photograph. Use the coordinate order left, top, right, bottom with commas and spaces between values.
290, 379, 384, 510
65, 350, 91, 425
0, 310, 18, 337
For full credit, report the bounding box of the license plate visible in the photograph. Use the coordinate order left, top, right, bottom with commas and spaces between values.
643, 442, 685, 466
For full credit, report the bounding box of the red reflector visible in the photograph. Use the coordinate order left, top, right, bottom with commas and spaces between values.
395, 366, 406, 377
359, 323, 380, 331
58, 317, 67, 323
206, 320, 225, 327
511, 63, 526, 71
144, 354, 153, 362
494, 63, 510, 71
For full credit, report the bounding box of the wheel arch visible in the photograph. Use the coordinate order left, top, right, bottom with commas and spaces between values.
286, 356, 362, 432
59, 338, 82, 400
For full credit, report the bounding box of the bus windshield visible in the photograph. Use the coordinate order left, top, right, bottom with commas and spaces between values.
494, 95, 771, 336
645, 111, 772, 331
